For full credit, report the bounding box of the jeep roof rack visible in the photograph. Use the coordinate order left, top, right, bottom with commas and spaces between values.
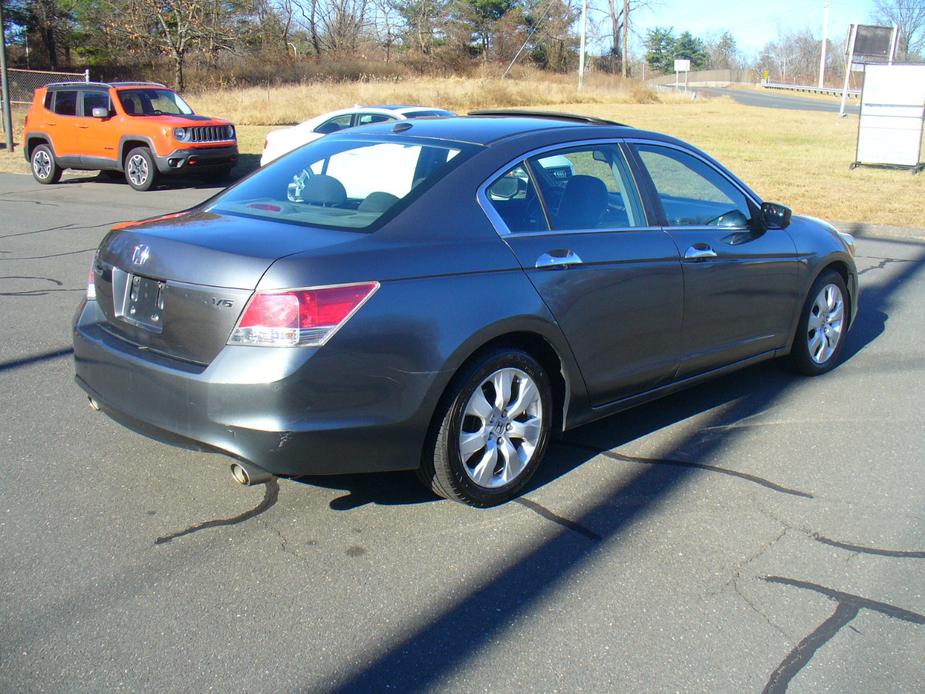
468, 109, 630, 127
44, 81, 168, 89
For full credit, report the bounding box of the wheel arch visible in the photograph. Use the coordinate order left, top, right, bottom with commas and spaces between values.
25, 134, 54, 160
811, 258, 856, 329
119, 136, 157, 165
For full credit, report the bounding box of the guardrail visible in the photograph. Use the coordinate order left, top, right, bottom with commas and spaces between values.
763, 82, 860, 98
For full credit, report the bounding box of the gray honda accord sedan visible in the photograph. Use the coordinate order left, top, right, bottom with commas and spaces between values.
73, 112, 858, 506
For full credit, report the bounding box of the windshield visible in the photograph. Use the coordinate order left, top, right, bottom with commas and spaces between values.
118, 89, 194, 116
210, 137, 475, 231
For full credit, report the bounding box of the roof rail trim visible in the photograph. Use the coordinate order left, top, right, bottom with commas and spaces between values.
467, 109, 630, 127
44, 81, 168, 89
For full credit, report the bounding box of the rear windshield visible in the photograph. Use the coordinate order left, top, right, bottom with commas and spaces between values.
210, 137, 475, 231
118, 89, 194, 116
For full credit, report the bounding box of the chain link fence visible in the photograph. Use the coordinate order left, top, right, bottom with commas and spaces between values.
7, 68, 90, 104
1, 68, 89, 144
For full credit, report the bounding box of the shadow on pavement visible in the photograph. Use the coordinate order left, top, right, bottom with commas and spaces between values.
325, 231, 925, 692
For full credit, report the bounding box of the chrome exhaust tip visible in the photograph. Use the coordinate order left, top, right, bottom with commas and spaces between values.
88, 396, 100, 411
230, 461, 273, 486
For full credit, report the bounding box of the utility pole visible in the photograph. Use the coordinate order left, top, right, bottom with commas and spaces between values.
578, 0, 588, 89
622, 0, 629, 78
817, 0, 829, 88
0, 0, 13, 153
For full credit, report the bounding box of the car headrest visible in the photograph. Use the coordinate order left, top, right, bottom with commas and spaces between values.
301, 174, 347, 206
358, 191, 400, 213
555, 175, 608, 229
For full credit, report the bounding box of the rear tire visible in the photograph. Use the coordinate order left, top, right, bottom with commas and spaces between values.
418, 348, 552, 507
787, 270, 849, 375
124, 147, 158, 191
31, 144, 62, 184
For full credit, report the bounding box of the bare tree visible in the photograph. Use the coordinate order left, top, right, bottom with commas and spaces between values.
873, 0, 925, 60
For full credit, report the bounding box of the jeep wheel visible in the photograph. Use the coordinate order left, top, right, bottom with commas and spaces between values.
125, 147, 158, 191
31, 145, 62, 184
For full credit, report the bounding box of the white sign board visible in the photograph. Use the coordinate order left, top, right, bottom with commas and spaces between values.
855, 64, 925, 169
674, 59, 691, 73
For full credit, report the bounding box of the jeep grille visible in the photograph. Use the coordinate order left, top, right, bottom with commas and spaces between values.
188, 126, 231, 143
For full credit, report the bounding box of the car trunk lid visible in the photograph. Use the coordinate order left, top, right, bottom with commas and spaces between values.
93, 210, 359, 364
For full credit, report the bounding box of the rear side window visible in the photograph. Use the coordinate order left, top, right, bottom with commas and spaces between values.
635, 144, 752, 227
52, 90, 78, 116
485, 164, 548, 233
82, 91, 110, 115
211, 137, 475, 231
43, 92, 53, 110
314, 114, 353, 134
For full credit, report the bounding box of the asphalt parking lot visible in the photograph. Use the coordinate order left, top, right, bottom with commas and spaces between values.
1, 172, 923, 693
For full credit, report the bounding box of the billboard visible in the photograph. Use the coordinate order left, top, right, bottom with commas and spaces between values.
852, 25, 895, 62
854, 64, 925, 170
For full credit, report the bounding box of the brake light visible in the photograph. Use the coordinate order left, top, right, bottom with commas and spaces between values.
229, 282, 379, 347
86, 262, 97, 301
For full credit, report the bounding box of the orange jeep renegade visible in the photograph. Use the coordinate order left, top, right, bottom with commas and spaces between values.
24, 81, 238, 191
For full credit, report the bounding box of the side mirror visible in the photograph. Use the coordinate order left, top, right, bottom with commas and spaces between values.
91, 107, 109, 118
759, 201, 791, 230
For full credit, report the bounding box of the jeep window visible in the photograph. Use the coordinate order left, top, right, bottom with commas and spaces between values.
43, 92, 53, 110
82, 91, 110, 116
52, 90, 78, 116
211, 137, 475, 231
117, 89, 194, 117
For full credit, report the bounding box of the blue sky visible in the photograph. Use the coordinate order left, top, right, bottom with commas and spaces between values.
624, 0, 877, 57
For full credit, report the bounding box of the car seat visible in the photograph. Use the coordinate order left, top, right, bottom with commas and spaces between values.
554, 175, 608, 229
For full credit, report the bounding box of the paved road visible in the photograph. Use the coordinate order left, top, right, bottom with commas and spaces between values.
1, 173, 923, 692
694, 86, 861, 115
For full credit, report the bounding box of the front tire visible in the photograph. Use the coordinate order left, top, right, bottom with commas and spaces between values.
419, 348, 552, 507
124, 147, 158, 191
31, 144, 62, 184
788, 270, 849, 375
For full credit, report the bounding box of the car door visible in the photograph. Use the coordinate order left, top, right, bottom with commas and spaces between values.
629, 141, 800, 378
77, 90, 118, 167
481, 142, 684, 406
47, 89, 81, 161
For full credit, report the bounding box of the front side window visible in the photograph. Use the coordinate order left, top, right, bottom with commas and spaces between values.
211, 137, 473, 231
117, 89, 194, 117
82, 91, 110, 115
356, 113, 393, 126
52, 90, 78, 116
635, 144, 752, 227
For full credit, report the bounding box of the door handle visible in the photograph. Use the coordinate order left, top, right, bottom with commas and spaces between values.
536, 250, 583, 269
684, 245, 718, 261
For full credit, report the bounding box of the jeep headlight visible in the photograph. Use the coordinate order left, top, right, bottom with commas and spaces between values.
226, 124, 236, 140
173, 127, 190, 142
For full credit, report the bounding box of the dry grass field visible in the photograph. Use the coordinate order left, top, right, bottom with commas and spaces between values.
1, 80, 922, 227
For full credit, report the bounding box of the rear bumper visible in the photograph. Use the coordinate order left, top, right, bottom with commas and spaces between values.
73, 300, 436, 477
156, 145, 238, 174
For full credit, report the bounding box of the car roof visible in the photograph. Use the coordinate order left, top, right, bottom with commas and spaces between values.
346, 113, 639, 146
44, 81, 169, 93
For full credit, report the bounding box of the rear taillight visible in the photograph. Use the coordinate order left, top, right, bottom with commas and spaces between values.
229, 282, 379, 347
86, 260, 97, 301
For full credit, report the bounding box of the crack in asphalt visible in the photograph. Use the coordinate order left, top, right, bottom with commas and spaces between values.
761, 576, 925, 694
812, 533, 925, 559
0, 247, 96, 261
0, 288, 84, 296
514, 498, 603, 541
729, 527, 792, 642
857, 256, 914, 275
0, 220, 120, 239
558, 440, 814, 498
154, 479, 280, 545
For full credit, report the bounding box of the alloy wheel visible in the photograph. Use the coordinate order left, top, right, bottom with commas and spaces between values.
127, 155, 149, 187
458, 367, 543, 489
33, 150, 52, 180
807, 283, 844, 364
